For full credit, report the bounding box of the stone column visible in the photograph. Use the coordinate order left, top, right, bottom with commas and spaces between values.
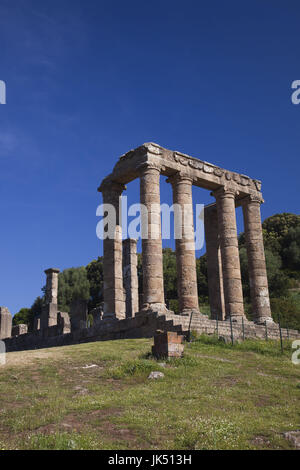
41, 268, 60, 330
213, 187, 245, 321
242, 195, 273, 324
204, 204, 226, 320
139, 163, 166, 313
0, 307, 12, 339
168, 174, 199, 314
123, 238, 139, 318
99, 182, 126, 320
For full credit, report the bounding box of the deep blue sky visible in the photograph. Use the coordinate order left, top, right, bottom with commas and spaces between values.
0, 0, 299, 314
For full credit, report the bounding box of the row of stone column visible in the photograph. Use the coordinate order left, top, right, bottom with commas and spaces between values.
100, 164, 273, 324
205, 189, 273, 324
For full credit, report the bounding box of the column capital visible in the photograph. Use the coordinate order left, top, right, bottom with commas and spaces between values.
211, 186, 239, 200
241, 193, 264, 205
166, 172, 193, 186
137, 161, 161, 175
98, 179, 126, 195
44, 268, 60, 275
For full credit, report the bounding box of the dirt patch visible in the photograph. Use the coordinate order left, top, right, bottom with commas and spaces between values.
30, 407, 138, 444
213, 376, 239, 387
255, 395, 271, 407
251, 435, 272, 448
3, 348, 66, 368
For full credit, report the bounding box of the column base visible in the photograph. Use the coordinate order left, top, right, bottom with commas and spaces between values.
140, 303, 169, 315
255, 316, 276, 326
226, 315, 250, 324
180, 309, 202, 317
102, 313, 119, 322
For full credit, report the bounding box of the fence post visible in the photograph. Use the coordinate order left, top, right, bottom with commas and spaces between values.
287, 325, 290, 341
278, 316, 283, 354
242, 316, 245, 341
187, 311, 193, 343
230, 316, 234, 346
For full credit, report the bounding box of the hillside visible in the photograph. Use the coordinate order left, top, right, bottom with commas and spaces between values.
0, 336, 299, 450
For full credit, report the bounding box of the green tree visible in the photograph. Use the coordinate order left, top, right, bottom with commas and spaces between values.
86, 257, 104, 310
13, 308, 31, 326
282, 226, 300, 271
58, 267, 90, 312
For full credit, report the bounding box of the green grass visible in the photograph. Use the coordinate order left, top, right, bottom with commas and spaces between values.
0, 336, 299, 450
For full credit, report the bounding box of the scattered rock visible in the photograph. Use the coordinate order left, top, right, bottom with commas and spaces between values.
148, 371, 164, 380
283, 430, 300, 449
218, 336, 241, 344
158, 362, 167, 368
73, 385, 89, 396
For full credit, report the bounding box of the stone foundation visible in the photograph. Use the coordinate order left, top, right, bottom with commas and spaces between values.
4, 312, 299, 353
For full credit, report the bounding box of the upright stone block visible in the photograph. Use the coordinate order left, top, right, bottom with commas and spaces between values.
57, 312, 71, 334
152, 330, 185, 358
204, 204, 226, 320
70, 299, 88, 331
0, 307, 12, 339
123, 238, 139, 318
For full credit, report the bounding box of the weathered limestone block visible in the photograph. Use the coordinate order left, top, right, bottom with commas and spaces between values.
242, 195, 273, 324
213, 187, 246, 322
41, 303, 58, 330
152, 330, 184, 358
140, 163, 166, 313
204, 204, 226, 320
12, 324, 28, 336
123, 238, 139, 318
45, 268, 60, 304
167, 174, 199, 314
70, 299, 88, 331
57, 312, 71, 334
0, 307, 12, 339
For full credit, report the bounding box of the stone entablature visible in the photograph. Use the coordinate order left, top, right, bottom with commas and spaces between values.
100, 142, 262, 200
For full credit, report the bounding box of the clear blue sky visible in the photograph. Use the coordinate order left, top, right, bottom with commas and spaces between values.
0, 0, 299, 314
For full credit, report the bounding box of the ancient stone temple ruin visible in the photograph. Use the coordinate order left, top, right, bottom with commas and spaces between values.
98, 142, 272, 325
1, 143, 300, 351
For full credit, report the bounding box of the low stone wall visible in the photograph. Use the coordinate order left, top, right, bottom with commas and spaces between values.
3, 312, 300, 353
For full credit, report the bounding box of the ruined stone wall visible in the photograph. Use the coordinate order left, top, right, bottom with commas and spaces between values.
4, 313, 299, 353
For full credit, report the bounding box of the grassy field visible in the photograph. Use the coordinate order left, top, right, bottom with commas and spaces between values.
0, 335, 299, 450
